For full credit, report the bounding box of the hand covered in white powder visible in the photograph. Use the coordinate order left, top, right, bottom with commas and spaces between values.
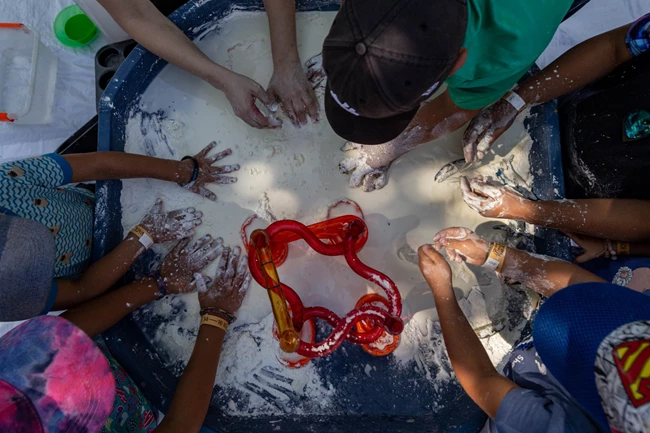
268, 59, 320, 127
463, 98, 520, 163
339, 142, 392, 192
185, 141, 240, 201
160, 235, 224, 295
198, 245, 251, 314
305, 53, 326, 90
432, 227, 490, 266
418, 244, 453, 294
460, 176, 530, 219
140, 198, 203, 243
221, 71, 280, 129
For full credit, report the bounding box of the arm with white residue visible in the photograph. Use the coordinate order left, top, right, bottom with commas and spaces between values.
64, 142, 239, 202
460, 176, 650, 243
53, 199, 203, 311
154, 246, 251, 433
417, 245, 518, 419
61, 233, 223, 338
433, 227, 605, 298
463, 22, 637, 162
97, 0, 279, 129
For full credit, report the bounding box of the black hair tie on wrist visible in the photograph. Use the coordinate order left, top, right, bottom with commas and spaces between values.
178, 156, 199, 188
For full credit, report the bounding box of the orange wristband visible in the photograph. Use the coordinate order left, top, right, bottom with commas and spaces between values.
483, 243, 507, 273
616, 241, 631, 256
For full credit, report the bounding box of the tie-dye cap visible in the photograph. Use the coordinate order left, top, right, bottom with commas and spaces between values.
0, 315, 115, 433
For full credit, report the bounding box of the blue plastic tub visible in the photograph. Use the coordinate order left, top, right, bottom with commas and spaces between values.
94, 1, 569, 431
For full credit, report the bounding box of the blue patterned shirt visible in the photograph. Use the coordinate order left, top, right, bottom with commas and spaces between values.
0, 154, 94, 278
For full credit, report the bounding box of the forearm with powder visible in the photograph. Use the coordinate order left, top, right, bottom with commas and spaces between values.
516, 24, 632, 106
517, 199, 650, 242
154, 326, 225, 433
53, 235, 145, 310
431, 279, 517, 418
61, 278, 160, 337
500, 247, 604, 297
363, 91, 479, 163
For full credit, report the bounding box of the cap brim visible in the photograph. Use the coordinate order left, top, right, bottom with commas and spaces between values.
0, 316, 115, 433
325, 83, 417, 145
533, 282, 650, 431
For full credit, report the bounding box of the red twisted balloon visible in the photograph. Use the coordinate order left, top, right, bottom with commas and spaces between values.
247, 216, 404, 359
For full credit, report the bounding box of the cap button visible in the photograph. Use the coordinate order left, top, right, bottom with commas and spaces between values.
355, 42, 367, 56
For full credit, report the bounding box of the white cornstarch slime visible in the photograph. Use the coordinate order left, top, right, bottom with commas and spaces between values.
121, 11, 539, 415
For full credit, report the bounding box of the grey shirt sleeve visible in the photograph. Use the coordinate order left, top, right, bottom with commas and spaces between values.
491, 388, 601, 433
0, 215, 56, 321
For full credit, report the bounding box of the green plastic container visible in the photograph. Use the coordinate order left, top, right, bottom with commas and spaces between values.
54, 5, 98, 48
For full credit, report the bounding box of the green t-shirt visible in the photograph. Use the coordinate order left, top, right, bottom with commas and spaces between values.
446, 0, 574, 110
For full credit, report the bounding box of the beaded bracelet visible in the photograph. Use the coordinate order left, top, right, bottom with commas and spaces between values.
200, 307, 236, 324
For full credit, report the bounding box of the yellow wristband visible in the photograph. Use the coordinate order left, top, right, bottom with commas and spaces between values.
483, 243, 507, 273
130, 225, 154, 249
616, 241, 631, 256
200, 314, 228, 333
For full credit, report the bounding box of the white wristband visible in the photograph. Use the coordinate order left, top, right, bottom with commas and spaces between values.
483, 256, 501, 271
138, 232, 154, 249
504, 91, 527, 112
130, 225, 155, 250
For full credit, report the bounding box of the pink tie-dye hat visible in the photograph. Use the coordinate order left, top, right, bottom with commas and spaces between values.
0, 315, 115, 433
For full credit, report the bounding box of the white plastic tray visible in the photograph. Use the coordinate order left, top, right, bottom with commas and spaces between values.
0, 23, 57, 124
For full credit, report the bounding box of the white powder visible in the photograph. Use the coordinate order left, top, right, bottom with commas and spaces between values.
121, 11, 538, 415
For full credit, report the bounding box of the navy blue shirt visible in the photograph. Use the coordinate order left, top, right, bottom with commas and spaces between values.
582, 256, 650, 294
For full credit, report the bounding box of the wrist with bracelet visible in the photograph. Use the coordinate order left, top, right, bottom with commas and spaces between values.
482, 242, 507, 273
616, 241, 631, 256
200, 314, 229, 333
130, 225, 155, 249
200, 307, 237, 324
178, 156, 199, 188
503, 91, 527, 112
199, 307, 236, 333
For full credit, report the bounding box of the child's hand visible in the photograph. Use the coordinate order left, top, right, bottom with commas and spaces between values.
184, 142, 241, 202
160, 235, 224, 294
418, 244, 453, 295
462, 98, 520, 163
198, 246, 251, 315
140, 198, 202, 243
432, 227, 490, 266
564, 231, 615, 264
460, 176, 530, 219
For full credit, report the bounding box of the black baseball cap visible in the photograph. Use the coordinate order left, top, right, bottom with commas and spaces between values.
323, 0, 468, 144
